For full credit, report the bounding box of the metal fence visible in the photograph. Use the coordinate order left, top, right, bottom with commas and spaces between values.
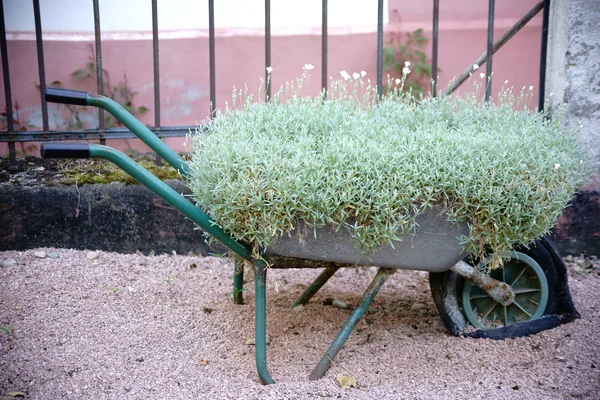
0, 0, 549, 170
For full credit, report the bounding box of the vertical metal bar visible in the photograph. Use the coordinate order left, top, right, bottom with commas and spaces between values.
321, 0, 328, 95
33, 0, 48, 131
151, 0, 162, 164
0, 1, 16, 169
265, 0, 271, 101
376, 0, 383, 99
93, 0, 105, 143
485, 0, 495, 102
432, 0, 439, 98
254, 260, 275, 385
152, 0, 160, 127
538, 0, 550, 113
208, 0, 216, 116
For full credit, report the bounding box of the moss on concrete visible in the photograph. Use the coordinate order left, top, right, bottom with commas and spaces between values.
61, 158, 181, 185
1, 154, 183, 186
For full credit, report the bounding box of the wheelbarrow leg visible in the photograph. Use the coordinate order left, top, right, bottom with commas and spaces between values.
309, 267, 396, 380
233, 257, 244, 305
253, 259, 275, 384
291, 266, 340, 307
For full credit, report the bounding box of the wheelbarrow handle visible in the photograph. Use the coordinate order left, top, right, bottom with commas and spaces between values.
46, 87, 88, 106
44, 87, 190, 179
41, 142, 90, 159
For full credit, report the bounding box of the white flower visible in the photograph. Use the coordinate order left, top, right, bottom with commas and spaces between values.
479, 72, 486, 79
360, 70, 367, 77
554, 163, 560, 170
340, 70, 351, 80
472, 63, 479, 71
266, 66, 273, 74
402, 66, 411, 75
304, 64, 314, 70
353, 72, 360, 79
395, 78, 401, 85
504, 80, 509, 85
529, 85, 534, 90
404, 61, 411, 67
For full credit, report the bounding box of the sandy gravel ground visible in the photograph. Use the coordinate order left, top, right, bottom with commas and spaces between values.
1, 248, 599, 399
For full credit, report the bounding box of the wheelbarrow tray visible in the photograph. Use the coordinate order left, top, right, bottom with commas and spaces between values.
264, 208, 469, 272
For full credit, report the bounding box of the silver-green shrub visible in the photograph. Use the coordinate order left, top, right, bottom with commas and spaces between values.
187, 71, 588, 268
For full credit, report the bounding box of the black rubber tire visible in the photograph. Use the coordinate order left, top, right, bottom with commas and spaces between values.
429, 237, 579, 339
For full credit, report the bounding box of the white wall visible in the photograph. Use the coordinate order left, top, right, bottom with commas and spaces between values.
5, 0, 388, 33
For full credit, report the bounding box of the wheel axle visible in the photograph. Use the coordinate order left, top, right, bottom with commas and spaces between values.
451, 260, 516, 306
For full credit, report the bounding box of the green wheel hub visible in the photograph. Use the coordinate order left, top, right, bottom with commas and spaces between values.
462, 251, 549, 329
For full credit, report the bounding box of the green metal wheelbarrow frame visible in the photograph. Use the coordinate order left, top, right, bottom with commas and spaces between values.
40, 88, 567, 384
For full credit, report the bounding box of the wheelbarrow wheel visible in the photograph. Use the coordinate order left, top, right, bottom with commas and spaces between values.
461, 251, 549, 329
429, 237, 579, 339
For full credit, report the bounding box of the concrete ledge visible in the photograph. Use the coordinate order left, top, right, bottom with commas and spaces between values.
551, 190, 600, 256
0, 181, 213, 255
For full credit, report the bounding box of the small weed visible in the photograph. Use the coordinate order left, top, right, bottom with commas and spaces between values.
44, 45, 150, 131
0, 324, 15, 335
0, 101, 35, 132
383, 28, 434, 98
163, 275, 174, 284
231, 288, 245, 298
107, 286, 118, 294
69, 50, 149, 128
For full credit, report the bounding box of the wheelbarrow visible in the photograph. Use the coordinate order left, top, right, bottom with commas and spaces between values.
40, 88, 579, 384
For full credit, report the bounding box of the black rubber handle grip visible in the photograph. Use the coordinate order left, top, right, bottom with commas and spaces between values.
41, 143, 91, 159
45, 88, 88, 105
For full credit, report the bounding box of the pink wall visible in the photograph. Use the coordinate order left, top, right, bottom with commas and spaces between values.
1, 0, 543, 156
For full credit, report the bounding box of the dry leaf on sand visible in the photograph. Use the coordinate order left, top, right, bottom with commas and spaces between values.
336, 373, 357, 389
